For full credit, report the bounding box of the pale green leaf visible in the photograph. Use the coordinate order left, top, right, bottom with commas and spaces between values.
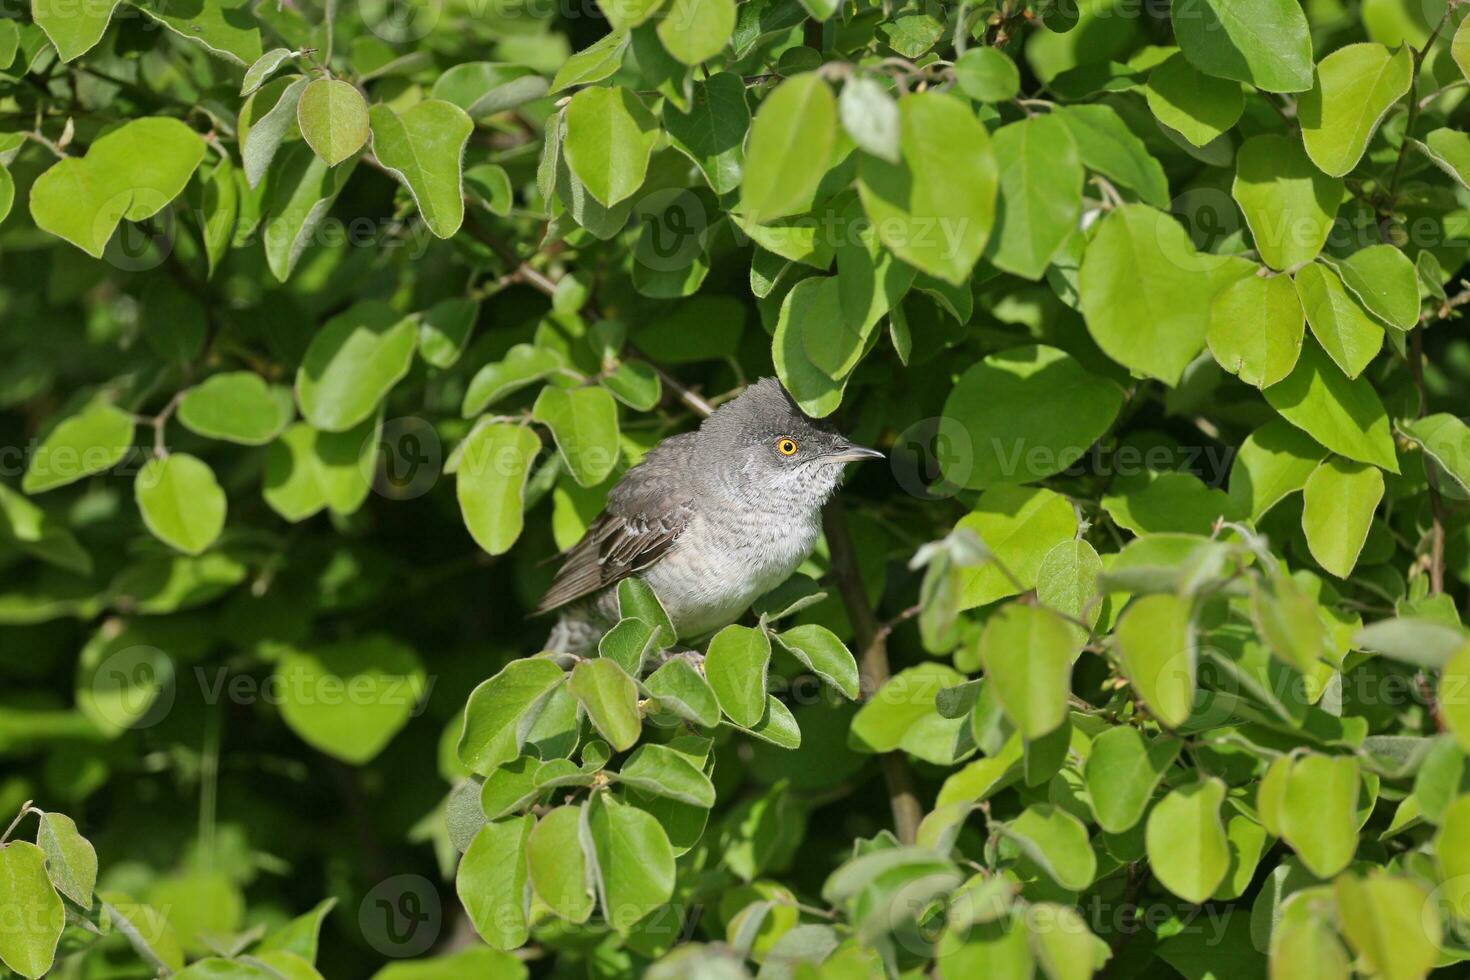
370, 100, 473, 238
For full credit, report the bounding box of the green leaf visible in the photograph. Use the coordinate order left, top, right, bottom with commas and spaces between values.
1079, 204, 1218, 386
527, 805, 595, 923
297, 78, 369, 166
850, 663, 965, 753
985, 114, 1084, 281
740, 73, 836, 222
838, 76, 899, 165
242, 47, 293, 95
462, 344, 564, 417
563, 86, 658, 208
602, 361, 661, 410
22, 401, 135, 493
1085, 727, 1181, 833
1334, 872, 1440, 980
664, 71, 748, 195
179, 372, 292, 445
1280, 754, 1359, 877
430, 62, 549, 118
736, 695, 802, 749
1251, 572, 1333, 673
1333, 243, 1420, 330
128, 0, 261, 64
0, 841, 64, 979
1036, 538, 1103, 642
1055, 104, 1170, 209
773, 624, 859, 699
1116, 594, 1195, 728
1170, 0, 1314, 93
1435, 794, 1470, 921
1001, 804, 1096, 891
241, 76, 308, 188
1301, 457, 1384, 578
260, 142, 357, 281
370, 100, 473, 238
1264, 341, 1399, 473
255, 897, 336, 962
1232, 134, 1342, 271
645, 658, 720, 727
550, 30, 629, 94
1300, 43, 1413, 177
36, 811, 97, 909
939, 917, 1034, 979
297, 301, 416, 432
1208, 271, 1305, 389
1213, 808, 1269, 901
1415, 127, 1470, 191
531, 385, 620, 488
596, 0, 664, 30
957, 485, 1077, 609
1401, 413, 1470, 498
1145, 52, 1244, 147
1294, 263, 1383, 380
705, 624, 772, 728
261, 416, 378, 522
857, 91, 997, 285
34, 0, 120, 61
1026, 903, 1105, 980
30, 117, 205, 257
942, 345, 1124, 489
276, 636, 426, 764
458, 658, 566, 774
773, 277, 850, 418
588, 796, 676, 933
657, 0, 734, 64
615, 743, 715, 806
977, 604, 1076, 740
617, 579, 675, 648
1145, 778, 1230, 903
0, 163, 14, 227
953, 47, 1020, 103
135, 454, 227, 555
417, 297, 479, 369
1269, 914, 1350, 980
569, 657, 642, 751
1228, 418, 1328, 520
598, 618, 659, 675
1102, 472, 1239, 536
456, 422, 541, 556
457, 815, 534, 949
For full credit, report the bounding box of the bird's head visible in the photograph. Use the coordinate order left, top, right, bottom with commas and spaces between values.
697, 378, 883, 506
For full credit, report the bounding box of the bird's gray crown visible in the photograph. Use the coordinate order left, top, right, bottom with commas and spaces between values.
698, 377, 837, 452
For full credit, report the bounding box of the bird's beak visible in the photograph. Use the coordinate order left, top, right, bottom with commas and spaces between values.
826, 443, 885, 464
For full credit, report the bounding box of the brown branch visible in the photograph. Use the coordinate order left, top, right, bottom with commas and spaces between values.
822, 504, 922, 845
1408, 328, 1447, 594
461, 213, 715, 418
1381, 7, 1449, 238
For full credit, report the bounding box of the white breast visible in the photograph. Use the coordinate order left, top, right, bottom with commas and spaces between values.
643, 507, 822, 640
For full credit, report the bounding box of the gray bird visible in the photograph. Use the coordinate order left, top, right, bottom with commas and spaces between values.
537, 377, 883, 654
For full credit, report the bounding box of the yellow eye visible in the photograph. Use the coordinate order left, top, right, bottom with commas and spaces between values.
776, 438, 798, 456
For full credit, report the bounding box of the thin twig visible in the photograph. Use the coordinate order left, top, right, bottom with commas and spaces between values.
822, 504, 922, 845
1382, 7, 1450, 237
1, 800, 37, 844
99, 899, 175, 977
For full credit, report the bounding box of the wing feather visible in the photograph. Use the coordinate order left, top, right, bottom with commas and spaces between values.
531, 434, 697, 615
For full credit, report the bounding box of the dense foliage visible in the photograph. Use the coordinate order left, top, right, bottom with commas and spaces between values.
6, 0, 1470, 976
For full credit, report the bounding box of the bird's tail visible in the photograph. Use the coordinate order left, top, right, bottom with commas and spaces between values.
544, 611, 603, 656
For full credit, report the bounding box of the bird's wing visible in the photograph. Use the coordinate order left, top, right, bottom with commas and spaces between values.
532, 433, 697, 615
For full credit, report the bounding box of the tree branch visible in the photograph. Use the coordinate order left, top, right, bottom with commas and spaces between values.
822, 504, 922, 845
